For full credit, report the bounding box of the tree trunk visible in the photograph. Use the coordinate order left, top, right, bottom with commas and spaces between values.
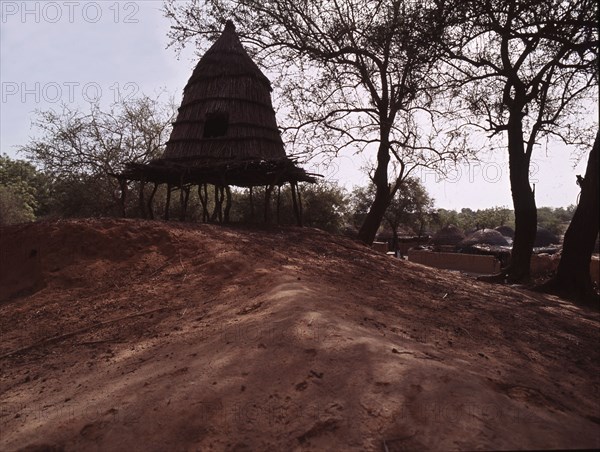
506, 116, 537, 283
542, 131, 599, 304
358, 137, 393, 244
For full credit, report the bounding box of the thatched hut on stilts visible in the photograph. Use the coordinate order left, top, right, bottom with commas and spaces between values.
117, 20, 316, 224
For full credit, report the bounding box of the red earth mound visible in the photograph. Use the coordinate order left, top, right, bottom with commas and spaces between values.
1, 219, 599, 451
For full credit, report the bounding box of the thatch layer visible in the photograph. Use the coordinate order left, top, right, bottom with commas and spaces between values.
182, 76, 273, 104
459, 229, 510, 247
495, 225, 515, 238
535, 227, 560, 247
430, 225, 466, 246
121, 157, 317, 188
166, 138, 284, 161
187, 21, 271, 87
119, 21, 315, 192
163, 21, 285, 161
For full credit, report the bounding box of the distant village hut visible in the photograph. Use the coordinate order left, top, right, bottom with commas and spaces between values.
495, 225, 515, 239
459, 229, 510, 248
534, 227, 560, 247
430, 225, 466, 250
118, 20, 316, 224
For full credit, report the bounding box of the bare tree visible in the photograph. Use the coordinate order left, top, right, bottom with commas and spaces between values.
20, 94, 175, 179
163, 0, 471, 244
441, 0, 598, 282
18, 94, 176, 216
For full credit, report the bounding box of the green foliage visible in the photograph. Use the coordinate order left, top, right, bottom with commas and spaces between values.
0, 185, 35, 225
230, 181, 349, 233
17, 95, 175, 218
299, 182, 350, 232
454, 207, 514, 231
43, 174, 122, 218
537, 206, 576, 235
431, 208, 459, 229
430, 205, 573, 235
432, 206, 514, 232
351, 178, 435, 236
0, 154, 50, 224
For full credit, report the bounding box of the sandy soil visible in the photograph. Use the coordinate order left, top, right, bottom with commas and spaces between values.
1, 218, 599, 451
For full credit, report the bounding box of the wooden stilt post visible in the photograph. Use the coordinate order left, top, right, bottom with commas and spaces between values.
211, 185, 225, 223
165, 183, 172, 221
119, 178, 128, 218
211, 185, 219, 222
297, 183, 303, 224
147, 183, 158, 220
197, 185, 203, 222
218, 186, 225, 223
198, 184, 208, 222
179, 178, 185, 221
249, 186, 255, 221
224, 185, 232, 223
203, 184, 209, 222
291, 182, 302, 227
264, 185, 273, 223
276, 185, 281, 224
139, 179, 146, 219
183, 186, 190, 220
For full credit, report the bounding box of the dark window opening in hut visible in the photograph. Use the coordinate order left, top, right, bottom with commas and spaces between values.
203, 112, 229, 138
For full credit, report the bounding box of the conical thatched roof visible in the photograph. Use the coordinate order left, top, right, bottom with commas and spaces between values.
163, 20, 285, 161
495, 225, 515, 238
430, 225, 465, 246
534, 227, 560, 247
459, 228, 509, 247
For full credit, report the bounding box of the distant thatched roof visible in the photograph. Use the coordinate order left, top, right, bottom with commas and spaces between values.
430, 225, 465, 246
495, 225, 515, 238
163, 20, 286, 161
377, 225, 416, 240
535, 227, 560, 247
459, 228, 509, 247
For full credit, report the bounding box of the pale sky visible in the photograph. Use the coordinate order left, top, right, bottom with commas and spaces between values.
0, 1, 595, 210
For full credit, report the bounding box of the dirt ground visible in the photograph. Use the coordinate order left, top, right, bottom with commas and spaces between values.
1, 218, 599, 451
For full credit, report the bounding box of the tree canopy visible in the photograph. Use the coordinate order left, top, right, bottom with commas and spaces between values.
163, 0, 472, 244
351, 178, 434, 238
16, 94, 176, 218
441, 0, 598, 281
0, 155, 48, 225
20, 94, 175, 179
